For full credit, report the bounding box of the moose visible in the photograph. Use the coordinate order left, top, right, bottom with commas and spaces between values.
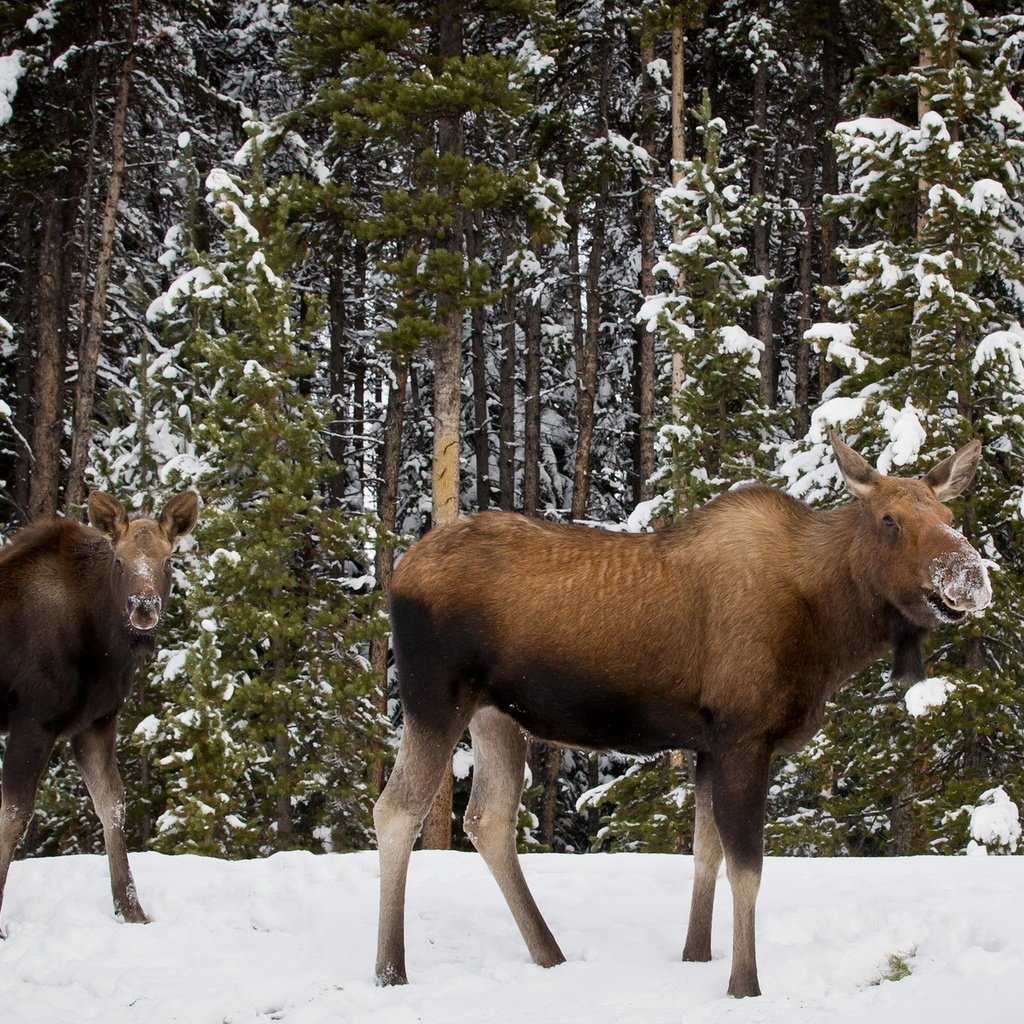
374, 436, 991, 997
0, 490, 199, 936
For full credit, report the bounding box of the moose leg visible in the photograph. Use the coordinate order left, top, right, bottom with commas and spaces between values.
72, 714, 148, 924
710, 738, 771, 998
0, 721, 56, 937
682, 750, 723, 963
374, 708, 473, 986
465, 707, 565, 969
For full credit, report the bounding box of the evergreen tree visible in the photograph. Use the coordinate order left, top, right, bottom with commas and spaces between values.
773, 0, 1024, 856
143, 158, 379, 855
595, 92, 776, 850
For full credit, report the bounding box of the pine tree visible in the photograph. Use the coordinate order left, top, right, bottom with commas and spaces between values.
142, 157, 380, 856
596, 91, 776, 850
773, 1, 1024, 856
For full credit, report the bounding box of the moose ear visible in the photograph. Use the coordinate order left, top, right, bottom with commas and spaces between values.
159, 491, 200, 547
830, 433, 879, 500
924, 439, 982, 502
88, 492, 129, 540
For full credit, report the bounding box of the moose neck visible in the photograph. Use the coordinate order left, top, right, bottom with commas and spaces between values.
798, 501, 922, 691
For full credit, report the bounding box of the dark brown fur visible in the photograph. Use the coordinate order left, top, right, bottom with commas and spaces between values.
373, 438, 990, 997
0, 491, 198, 935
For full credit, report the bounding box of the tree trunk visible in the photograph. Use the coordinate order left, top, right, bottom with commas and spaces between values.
572, 28, 611, 524
498, 264, 517, 512
634, 14, 657, 505
466, 211, 490, 510
819, 24, 840, 394
751, 7, 774, 407
522, 287, 542, 517
795, 117, 817, 437
326, 261, 348, 504
29, 183, 73, 521
369, 354, 409, 796
420, 7, 464, 852
670, 22, 687, 399
66, 0, 139, 513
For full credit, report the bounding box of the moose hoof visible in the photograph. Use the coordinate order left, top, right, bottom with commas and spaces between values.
727, 977, 761, 999
682, 945, 712, 963
376, 963, 408, 987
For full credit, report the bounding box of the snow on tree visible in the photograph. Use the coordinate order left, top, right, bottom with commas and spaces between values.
772, 0, 1024, 856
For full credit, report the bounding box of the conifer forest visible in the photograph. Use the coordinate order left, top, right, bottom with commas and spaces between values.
1, 0, 1024, 864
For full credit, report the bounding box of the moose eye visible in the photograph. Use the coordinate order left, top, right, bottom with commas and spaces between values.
114, 558, 125, 574
164, 559, 173, 574
881, 513, 900, 532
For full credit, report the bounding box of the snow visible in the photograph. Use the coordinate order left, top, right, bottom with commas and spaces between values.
904, 677, 955, 717
0, 51, 25, 127
968, 788, 1021, 855
2, 851, 1024, 1023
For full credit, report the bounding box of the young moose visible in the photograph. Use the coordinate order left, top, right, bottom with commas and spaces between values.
0, 491, 198, 936
375, 436, 991, 997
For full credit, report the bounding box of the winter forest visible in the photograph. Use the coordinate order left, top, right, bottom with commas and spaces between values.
1, 0, 1023, 868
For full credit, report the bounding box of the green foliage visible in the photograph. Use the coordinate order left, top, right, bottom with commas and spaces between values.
140, 156, 382, 857
641, 90, 777, 519
775, 0, 1024, 857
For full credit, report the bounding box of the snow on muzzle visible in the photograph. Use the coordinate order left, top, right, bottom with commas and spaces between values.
930, 542, 992, 615
128, 593, 163, 631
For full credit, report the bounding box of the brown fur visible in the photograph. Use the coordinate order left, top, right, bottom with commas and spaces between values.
0, 491, 198, 936
374, 438, 990, 997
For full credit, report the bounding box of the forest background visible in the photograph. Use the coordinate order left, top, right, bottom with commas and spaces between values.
1, 0, 1023, 864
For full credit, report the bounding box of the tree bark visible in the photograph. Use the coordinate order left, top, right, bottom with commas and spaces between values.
66, 0, 139, 513
795, 117, 817, 436
634, 14, 657, 505
751, 5, 774, 407
670, 22, 687, 399
465, 211, 490, 510
29, 183, 73, 521
571, 28, 611, 524
420, 7, 464, 851
498, 263, 517, 512
369, 354, 409, 796
819, 24, 840, 394
522, 286, 542, 517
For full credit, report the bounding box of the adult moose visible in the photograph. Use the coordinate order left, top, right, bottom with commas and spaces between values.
374, 436, 991, 997
0, 491, 198, 936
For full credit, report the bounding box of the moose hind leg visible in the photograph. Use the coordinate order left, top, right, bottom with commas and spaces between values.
374, 708, 473, 985
465, 707, 565, 969
682, 751, 723, 963
711, 737, 771, 998
0, 721, 56, 937
72, 714, 148, 924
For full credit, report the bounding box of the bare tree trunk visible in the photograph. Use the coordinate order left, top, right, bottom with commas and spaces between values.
326, 262, 348, 504
29, 186, 72, 521
498, 266, 517, 512
819, 26, 840, 395
795, 121, 816, 437
466, 211, 490, 510
369, 354, 409, 796
12, 205, 36, 523
751, 7, 774, 407
670, 22, 687, 399
522, 287, 542, 517
634, 14, 658, 505
66, 0, 139, 512
572, 29, 611, 524
420, 7, 464, 852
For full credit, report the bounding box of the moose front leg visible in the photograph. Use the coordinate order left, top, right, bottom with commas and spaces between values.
710, 737, 771, 998
72, 714, 149, 924
0, 720, 56, 937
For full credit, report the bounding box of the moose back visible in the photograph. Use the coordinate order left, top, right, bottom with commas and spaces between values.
0, 491, 198, 936
374, 436, 991, 997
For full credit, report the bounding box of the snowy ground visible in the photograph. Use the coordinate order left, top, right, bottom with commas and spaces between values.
1, 849, 1021, 1024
